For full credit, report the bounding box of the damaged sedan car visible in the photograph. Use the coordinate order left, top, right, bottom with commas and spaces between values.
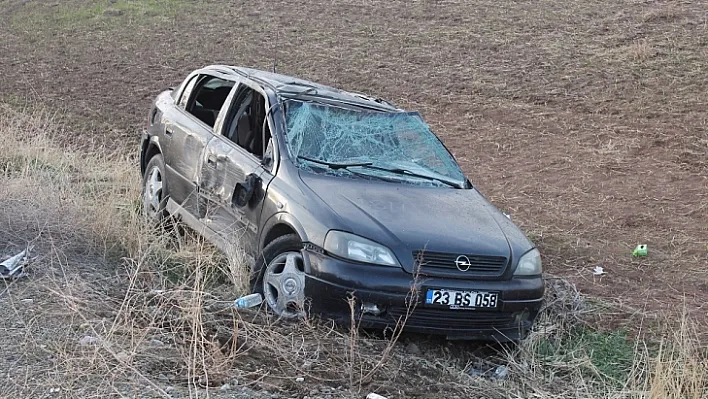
140, 65, 544, 341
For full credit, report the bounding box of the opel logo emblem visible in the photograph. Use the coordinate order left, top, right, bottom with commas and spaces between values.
455, 255, 472, 271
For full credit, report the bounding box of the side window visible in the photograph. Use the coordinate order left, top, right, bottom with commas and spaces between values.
184, 75, 235, 128
222, 85, 272, 160
177, 75, 198, 109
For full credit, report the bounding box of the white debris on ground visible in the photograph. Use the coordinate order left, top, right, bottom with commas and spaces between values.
0, 247, 32, 279
78, 335, 101, 346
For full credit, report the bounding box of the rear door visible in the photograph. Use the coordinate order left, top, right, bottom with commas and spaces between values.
162, 73, 235, 212
197, 82, 277, 256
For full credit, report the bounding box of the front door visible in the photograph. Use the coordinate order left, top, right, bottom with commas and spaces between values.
197, 83, 275, 256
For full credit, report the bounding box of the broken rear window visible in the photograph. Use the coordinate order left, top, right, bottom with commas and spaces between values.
284, 101, 466, 187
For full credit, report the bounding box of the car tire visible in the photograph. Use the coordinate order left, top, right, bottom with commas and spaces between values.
142, 154, 170, 223
253, 234, 306, 319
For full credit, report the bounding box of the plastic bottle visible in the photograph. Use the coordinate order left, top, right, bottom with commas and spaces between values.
234, 293, 263, 308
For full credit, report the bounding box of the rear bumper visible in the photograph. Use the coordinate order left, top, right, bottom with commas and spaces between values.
303, 250, 544, 341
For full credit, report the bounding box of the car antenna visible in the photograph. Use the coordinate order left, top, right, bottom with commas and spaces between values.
272, 30, 279, 73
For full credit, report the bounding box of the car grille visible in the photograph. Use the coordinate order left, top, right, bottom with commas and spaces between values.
387, 307, 517, 330
413, 250, 508, 278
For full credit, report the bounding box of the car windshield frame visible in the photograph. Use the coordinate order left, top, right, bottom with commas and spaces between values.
281, 99, 467, 187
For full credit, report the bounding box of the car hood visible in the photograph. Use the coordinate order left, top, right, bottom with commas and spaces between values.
299, 172, 528, 274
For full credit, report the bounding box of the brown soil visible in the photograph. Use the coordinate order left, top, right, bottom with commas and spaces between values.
1, 0, 705, 335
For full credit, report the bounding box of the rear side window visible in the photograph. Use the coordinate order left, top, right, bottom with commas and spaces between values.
184, 75, 235, 128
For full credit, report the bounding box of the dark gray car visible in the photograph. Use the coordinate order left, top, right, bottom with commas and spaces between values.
140, 65, 544, 341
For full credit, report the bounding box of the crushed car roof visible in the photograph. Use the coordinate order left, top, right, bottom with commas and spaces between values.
203, 65, 400, 111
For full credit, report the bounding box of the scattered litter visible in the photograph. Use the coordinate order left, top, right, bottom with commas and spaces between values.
491, 365, 509, 380
0, 247, 32, 279
503, 212, 512, 220
148, 289, 165, 296
367, 394, 389, 399
234, 293, 263, 308
632, 244, 648, 257
219, 383, 231, 392
49, 388, 60, 393
20, 298, 34, 304
295, 377, 305, 383
467, 364, 510, 380
78, 335, 100, 346
593, 265, 606, 275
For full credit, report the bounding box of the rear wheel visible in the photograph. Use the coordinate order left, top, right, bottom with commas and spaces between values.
253, 234, 306, 318
142, 154, 169, 222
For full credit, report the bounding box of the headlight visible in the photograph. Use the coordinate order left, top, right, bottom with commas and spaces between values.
514, 248, 542, 276
323, 231, 400, 267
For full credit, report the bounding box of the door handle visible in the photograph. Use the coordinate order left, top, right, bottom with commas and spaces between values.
165, 128, 174, 137
207, 154, 227, 165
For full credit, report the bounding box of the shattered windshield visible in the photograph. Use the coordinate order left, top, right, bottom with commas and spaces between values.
284, 101, 466, 187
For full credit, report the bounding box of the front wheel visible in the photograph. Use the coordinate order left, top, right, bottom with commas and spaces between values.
253, 234, 306, 319
141, 154, 169, 222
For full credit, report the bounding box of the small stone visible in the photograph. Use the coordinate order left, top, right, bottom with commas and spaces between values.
220, 383, 230, 391
295, 377, 304, 383
103, 8, 123, 16
157, 373, 169, 382
406, 342, 422, 356
78, 335, 100, 346
149, 339, 165, 347
115, 351, 130, 362
165, 386, 173, 393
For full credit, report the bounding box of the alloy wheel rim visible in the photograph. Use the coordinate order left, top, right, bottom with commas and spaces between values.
143, 167, 163, 218
263, 251, 306, 318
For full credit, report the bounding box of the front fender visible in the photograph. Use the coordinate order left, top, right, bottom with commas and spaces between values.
140, 134, 163, 175
259, 212, 309, 250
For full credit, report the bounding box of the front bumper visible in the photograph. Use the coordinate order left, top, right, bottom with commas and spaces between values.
303, 250, 544, 341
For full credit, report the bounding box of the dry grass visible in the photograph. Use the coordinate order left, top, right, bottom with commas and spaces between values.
0, 108, 705, 398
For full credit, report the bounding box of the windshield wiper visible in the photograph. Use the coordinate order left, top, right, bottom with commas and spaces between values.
360, 165, 462, 188
297, 156, 461, 188
297, 156, 373, 170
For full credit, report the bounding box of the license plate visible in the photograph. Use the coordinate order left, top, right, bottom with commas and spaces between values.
425, 289, 499, 309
